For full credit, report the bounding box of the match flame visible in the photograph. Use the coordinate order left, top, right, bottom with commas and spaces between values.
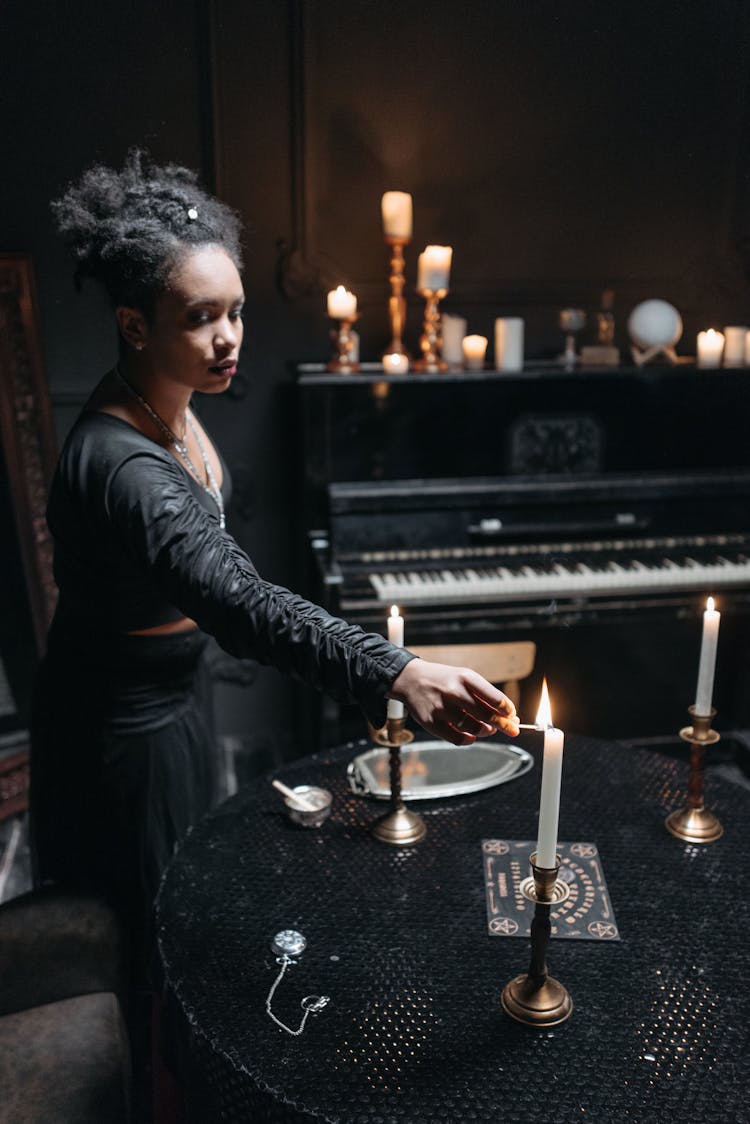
390, 604, 400, 618
535, 678, 553, 729
706, 596, 715, 612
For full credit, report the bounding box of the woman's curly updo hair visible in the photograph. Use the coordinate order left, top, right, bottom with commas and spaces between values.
51, 149, 243, 319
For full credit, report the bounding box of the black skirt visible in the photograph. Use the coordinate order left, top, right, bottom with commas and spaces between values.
30, 619, 220, 978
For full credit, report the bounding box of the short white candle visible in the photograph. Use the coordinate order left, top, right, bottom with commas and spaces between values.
462, 334, 488, 370
381, 191, 413, 240
417, 246, 452, 293
387, 604, 405, 719
697, 329, 724, 369
441, 314, 467, 365
494, 317, 524, 372
694, 596, 720, 716
534, 679, 564, 869
327, 285, 357, 320
382, 353, 409, 374
722, 325, 748, 367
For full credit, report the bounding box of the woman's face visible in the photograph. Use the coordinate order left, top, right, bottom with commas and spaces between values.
142, 245, 245, 395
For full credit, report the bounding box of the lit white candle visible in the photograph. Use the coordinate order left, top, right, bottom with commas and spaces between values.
697, 329, 724, 369
462, 334, 488, 370
535, 679, 564, 869
382, 352, 410, 374
387, 604, 405, 719
417, 245, 452, 293
694, 596, 720, 716
495, 317, 524, 372
722, 325, 748, 367
327, 285, 357, 320
381, 191, 413, 240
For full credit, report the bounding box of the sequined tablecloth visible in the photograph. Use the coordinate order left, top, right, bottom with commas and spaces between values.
155, 735, 750, 1123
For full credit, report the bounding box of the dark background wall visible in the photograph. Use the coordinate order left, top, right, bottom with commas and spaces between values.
3, 0, 750, 761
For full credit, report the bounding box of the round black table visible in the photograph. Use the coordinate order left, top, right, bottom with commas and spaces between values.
156, 733, 750, 1123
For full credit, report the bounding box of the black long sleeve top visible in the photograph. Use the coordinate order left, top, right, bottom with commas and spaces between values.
46, 411, 414, 727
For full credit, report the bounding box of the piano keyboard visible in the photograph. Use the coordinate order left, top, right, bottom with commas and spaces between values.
369, 545, 750, 606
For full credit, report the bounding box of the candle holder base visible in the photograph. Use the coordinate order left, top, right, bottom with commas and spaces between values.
501, 973, 573, 1028
371, 805, 427, 846
665, 805, 723, 843
665, 707, 723, 843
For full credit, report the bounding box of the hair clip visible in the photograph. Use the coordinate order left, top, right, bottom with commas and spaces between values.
187, 207, 198, 221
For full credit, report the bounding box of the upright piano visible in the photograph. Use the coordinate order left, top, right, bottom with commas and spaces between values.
298, 363, 750, 739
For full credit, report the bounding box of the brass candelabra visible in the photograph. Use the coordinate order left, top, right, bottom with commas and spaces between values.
413, 288, 448, 372
383, 236, 411, 369
665, 706, 723, 843
370, 715, 426, 845
501, 852, 573, 1027
327, 315, 360, 374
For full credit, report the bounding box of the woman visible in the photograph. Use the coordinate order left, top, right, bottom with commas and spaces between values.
30, 151, 519, 975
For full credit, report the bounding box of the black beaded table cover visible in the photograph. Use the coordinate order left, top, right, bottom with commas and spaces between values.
156, 734, 750, 1123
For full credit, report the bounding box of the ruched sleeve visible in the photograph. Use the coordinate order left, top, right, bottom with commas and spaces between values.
103, 448, 415, 727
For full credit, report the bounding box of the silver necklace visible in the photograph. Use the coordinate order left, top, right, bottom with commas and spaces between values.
114, 365, 225, 529
266, 931, 330, 1036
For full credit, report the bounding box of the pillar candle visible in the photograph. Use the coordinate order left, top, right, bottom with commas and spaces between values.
494, 317, 524, 372
696, 329, 724, 369
387, 605, 405, 719
462, 334, 488, 370
441, 314, 467, 365
694, 596, 720, 716
535, 679, 564, 869
722, 325, 748, 367
327, 286, 357, 320
417, 246, 452, 292
381, 192, 413, 240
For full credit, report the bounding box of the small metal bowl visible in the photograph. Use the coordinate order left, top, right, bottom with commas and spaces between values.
284, 785, 333, 828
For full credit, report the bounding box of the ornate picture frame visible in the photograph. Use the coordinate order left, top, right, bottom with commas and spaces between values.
0, 255, 58, 815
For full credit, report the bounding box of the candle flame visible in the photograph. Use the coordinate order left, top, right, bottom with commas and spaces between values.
390, 604, 400, 618
535, 677, 554, 728
706, 596, 715, 612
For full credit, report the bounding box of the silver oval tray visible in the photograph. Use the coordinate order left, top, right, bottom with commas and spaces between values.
347, 740, 534, 800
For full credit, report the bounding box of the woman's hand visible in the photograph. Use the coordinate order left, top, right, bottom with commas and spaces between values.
388, 658, 520, 745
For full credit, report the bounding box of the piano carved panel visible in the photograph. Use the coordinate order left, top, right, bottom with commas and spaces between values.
509, 416, 602, 475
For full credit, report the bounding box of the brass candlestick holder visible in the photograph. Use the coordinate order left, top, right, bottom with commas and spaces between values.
501, 852, 573, 1028
327, 315, 360, 374
413, 289, 448, 372
383, 236, 411, 368
370, 714, 426, 845
665, 706, 723, 843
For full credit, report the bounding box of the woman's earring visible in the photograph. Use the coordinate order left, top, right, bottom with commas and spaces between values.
136, 342, 145, 351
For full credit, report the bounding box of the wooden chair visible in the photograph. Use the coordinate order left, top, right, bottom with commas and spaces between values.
407, 641, 536, 709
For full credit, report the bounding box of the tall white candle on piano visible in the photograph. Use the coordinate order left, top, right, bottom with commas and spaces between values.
495, 317, 524, 372
417, 246, 452, 292
535, 679, 564, 869
387, 605, 405, 719
381, 191, 413, 240
694, 596, 720, 716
